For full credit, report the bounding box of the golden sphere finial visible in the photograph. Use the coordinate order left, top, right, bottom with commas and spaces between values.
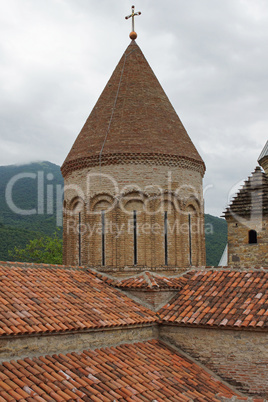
130, 31, 137, 40
125, 6, 141, 40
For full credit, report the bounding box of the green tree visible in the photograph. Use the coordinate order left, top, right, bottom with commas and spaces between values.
9, 229, 62, 264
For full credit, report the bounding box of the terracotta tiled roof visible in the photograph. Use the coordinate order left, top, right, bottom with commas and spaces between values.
62, 40, 205, 176
224, 167, 268, 218
159, 269, 268, 328
105, 271, 185, 289
0, 339, 245, 401
0, 262, 156, 336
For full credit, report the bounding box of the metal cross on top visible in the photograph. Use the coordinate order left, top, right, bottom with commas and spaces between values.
125, 5, 141, 40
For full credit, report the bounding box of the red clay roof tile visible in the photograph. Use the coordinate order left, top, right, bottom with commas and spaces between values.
0, 340, 244, 401
0, 262, 156, 336
159, 269, 268, 328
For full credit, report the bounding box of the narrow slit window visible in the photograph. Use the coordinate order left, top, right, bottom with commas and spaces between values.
248, 230, 257, 244
78, 212, 81, 266
164, 211, 168, 265
133, 210, 137, 265
101, 210, 105, 266
188, 213, 192, 266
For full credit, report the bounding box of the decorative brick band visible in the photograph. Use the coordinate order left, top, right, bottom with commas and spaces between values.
61, 153, 206, 177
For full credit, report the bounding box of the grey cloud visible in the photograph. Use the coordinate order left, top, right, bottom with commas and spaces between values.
0, 0, 267, 216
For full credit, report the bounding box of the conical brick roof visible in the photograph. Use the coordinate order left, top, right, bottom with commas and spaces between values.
62, 40, 205, 176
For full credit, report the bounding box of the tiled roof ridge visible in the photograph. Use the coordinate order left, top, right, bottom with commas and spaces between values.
142, 271, 176, 289
156, 340, 255, 400
88, 269, 120, 286
142, 271, 154, 288
0, 261, 124, 279
0, 260, 88, 272
100, 270, 187, 290
92, 267, 268, 292
2, 261, 268, 278
183, 265, 268, 273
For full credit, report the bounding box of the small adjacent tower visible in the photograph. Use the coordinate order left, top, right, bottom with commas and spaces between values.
223, 142, 268, 267
61, 9, 206, 274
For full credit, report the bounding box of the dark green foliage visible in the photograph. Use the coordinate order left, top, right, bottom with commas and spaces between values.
9, 229, 62, 264
0, 225, 41, 262
0, 161, 63, 263
205, 214, 227, 266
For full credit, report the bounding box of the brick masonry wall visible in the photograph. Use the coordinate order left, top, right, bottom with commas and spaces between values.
227, 217, 268, 266
0, 324, 158, 363
159, 325, 268, 397
63, 163, 206, 271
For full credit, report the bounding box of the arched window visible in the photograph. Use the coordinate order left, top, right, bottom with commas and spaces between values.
69, 198, 84, 266
91, 195, 114, 267
156, 198, 176, 267
249, 230, 257, 244
186, 204, 199, 266
123, 195, 144, 266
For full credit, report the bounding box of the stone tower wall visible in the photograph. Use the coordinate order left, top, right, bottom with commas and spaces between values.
63, 162, 206, 274
227, 216, 268, 266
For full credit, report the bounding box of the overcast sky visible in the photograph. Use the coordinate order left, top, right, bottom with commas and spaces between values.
0, 0, 267, 216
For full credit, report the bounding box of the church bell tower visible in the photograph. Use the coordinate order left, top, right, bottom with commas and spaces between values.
61, 8, 206, 275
